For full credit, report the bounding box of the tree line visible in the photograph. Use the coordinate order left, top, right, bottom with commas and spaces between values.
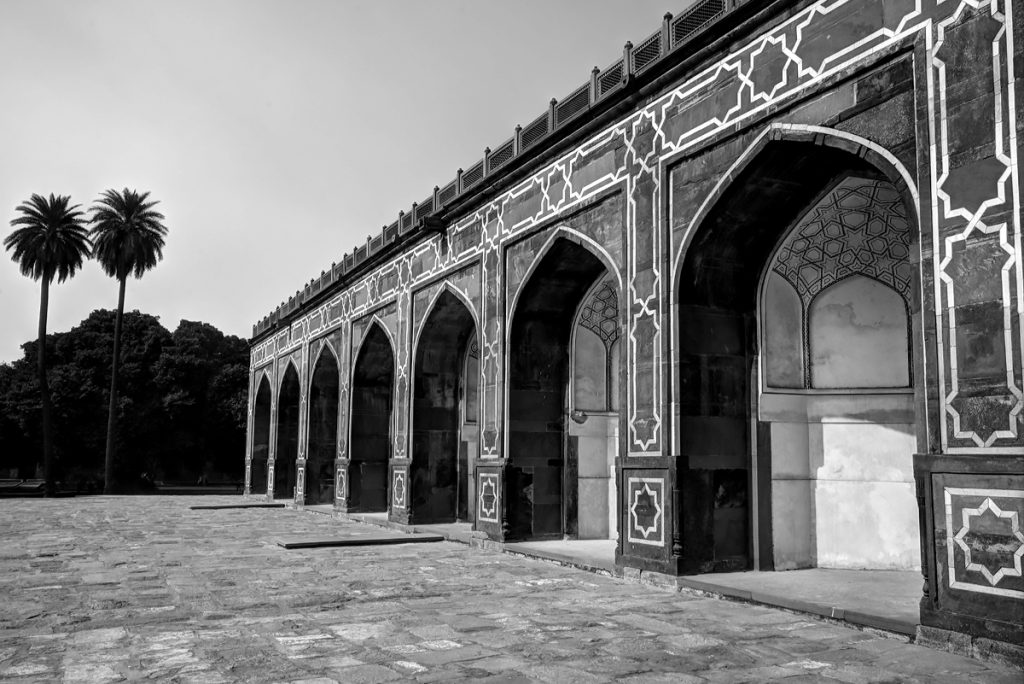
3, 188, 236, 494
0, 311, 247, 491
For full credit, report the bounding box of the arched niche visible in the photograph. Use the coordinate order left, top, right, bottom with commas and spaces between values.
677, 136, 921, 576
306, 344, 339, 505
568, 274, 621, 540
410, 289, 478, 524
349, 323, 394, 512
274, 362, 301, 500
760, 174, 913, 392
250, 373, 272, 496
507, 236, 615, 540
754, 173, 918, 572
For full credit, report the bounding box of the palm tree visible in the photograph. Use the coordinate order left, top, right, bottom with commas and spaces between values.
4, 194, 92, 496
90, 188, 168, 494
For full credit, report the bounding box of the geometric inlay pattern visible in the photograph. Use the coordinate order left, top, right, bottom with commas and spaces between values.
392, 469, 407, 510
578, 277, 620, 348
772, 176, 912, 304
336, 466, 347, 502
944, 487, 1024, 599
478, 473, 499, 523
627, 477, 665, 547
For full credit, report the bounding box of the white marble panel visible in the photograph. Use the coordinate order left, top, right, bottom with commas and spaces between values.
814, 479, 921, 570
809, 276, 909, 389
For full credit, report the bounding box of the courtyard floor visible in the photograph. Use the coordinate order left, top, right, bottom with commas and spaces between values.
0, 496, 1018, 683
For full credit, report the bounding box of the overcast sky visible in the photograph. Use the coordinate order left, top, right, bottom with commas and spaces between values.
0, 0, 681, 363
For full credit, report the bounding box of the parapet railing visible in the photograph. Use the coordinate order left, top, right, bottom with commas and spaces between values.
254, 0, 736, 338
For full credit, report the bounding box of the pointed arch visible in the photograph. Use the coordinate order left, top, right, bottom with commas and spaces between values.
306, 340, 340, 504
254, 365, 273, 395
670, 123, 921, 299
671, 124, 924, 577
505, 233, 618, 540
507, 226, 623, 344
348, 318, 396, 512
356, 315, 396, 360
309, 336, 339, 386
409, 287, 479, 523
412, 281, 480, 364
569, 273, 621, 414
274, 361, 302, 500
249, 371, 273, 496
277, 356, 301, 395
754, 172, 916, 391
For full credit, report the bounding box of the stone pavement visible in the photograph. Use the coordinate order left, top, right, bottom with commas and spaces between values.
0, 496, 1018, 683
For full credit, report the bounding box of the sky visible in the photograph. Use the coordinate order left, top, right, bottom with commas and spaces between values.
0, 0, 682, 363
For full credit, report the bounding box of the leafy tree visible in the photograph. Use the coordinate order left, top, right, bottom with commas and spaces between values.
3, 194, 91, 495
155, 321, 249, 480
0, 310, 246, 489
55, 310, 172, 486
89, 189, 168, 493
0, 362, 36, 478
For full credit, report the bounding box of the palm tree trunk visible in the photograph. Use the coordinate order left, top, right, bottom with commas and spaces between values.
38, 277, 54, 497
103, 277, 126, 494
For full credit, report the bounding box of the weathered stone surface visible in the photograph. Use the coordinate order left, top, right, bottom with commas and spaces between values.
0, 496, 1019, 682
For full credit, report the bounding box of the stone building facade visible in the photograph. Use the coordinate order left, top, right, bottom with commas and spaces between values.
247, 0, 1024, 651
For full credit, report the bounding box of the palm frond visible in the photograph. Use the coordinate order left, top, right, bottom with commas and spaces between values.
89, 188, 169, 281
4, 193, 92, 283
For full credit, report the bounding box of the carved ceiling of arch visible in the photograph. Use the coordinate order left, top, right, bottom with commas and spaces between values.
578, 276, 620, 349
771, 176, 912, 303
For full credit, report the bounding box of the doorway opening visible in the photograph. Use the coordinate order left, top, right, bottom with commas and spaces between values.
568, 274, 621, 540
274, 362, 300, 500
250, 374, 271, 496
410, 289, 478, 523
507, 237, 613, 540
349, 323, 394, 512
676, 137, 921, 574
305, 345, 339, 505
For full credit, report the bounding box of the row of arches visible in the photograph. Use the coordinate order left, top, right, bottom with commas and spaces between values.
249, 132, 923, 574
249, 239, 622, 539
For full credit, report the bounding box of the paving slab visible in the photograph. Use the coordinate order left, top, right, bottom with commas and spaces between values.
0, 495, 1018, 683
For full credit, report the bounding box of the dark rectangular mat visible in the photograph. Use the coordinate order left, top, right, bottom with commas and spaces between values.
190, 503, 287, 510
276, 534, 445, 549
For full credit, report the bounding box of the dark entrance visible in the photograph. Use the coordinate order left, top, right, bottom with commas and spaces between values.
411, 290, 477, 524
305, 346, 339, 505
676, 138, 914, 573
250, 374, 271, 496
349, 323, 394, 511
507, 237, 609, 539
274, 363, 300, 500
